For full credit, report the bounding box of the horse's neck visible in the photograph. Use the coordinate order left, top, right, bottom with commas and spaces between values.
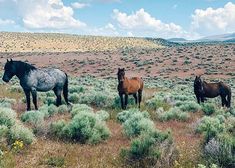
118, 77, 128, 88
14, 62, 35, 80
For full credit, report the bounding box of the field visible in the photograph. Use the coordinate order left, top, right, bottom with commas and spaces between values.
0, 32, 235, 168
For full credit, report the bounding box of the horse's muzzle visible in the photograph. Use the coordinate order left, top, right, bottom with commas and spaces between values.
2, 77, 9, 83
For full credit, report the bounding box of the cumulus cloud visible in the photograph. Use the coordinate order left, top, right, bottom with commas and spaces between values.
112, 8, 195, 39
71, 2, 90, 9
14, 0, 86, 29
191, 2, 235, 35
88, 23, 119, 36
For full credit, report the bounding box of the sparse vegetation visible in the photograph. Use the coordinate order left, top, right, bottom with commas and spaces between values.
0, 34, 235, 167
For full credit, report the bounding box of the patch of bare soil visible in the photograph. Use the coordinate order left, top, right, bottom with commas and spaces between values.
0, 44, 234, 80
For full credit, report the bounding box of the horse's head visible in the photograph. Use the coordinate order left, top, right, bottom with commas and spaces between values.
117, 68, 125, 82
194, 75, 203, 90
2, 59, 16, 83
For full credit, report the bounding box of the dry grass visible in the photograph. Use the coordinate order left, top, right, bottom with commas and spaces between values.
156, 112, 204, 168
0, 32, 163, 52
13, 120, 129, 168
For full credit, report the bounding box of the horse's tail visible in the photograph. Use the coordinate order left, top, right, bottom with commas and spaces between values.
227, 88, 231, 108
63, 73, 69, 105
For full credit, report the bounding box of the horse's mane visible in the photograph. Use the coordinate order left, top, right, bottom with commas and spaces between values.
14, 61, 37, 75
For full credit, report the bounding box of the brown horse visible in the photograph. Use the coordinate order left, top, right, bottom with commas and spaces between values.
117, 68, 144, 109
194, 76, 231, 108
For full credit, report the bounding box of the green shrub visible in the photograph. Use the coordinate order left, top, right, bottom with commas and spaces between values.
9, 85, 22, 93
197, 164, 219, 168
226, 116, 235, 136
0, 108, 16, 127
71, 104, 93, 117
145, 92, 171, 111
96, 110, 110, 121
45, 156, 65, 167
44, 96, 55, 105
172, 94, 193, 101
58, 105, 68, 114
51, 111, 110, 144
196, 116, 225, 142
68, 93, 80, 104
0, 98, 16, 106
179, 101, 201, 113
69, 85, 84, 94
177, 112, 190, 121
228, 107, 235, 117
127, 132, 160, 160
157, 107, 189, 122
121, 130, 175, 167
50, 120, 66, 138
7, 124, 35, 145
21, 111, 44, 125
88, 121, 110, 144
80, 91, 114, 108
0, 98, 16, 108
202, 103, 216, 115
0, 125, 8, 138
204, 133, 235, 167
117, 108, 150, 123
48, 105, 58, 116
123, 113, 155, 137
38, 105, 49, 118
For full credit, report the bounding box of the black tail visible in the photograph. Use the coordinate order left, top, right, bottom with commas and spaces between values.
63, 73, 69, 105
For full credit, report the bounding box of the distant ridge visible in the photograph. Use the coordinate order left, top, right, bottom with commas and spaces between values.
199, 32, 235, 42
167, 38, 188, 42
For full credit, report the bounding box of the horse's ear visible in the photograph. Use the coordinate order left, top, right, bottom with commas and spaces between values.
7, 59, 9, 62
10, 59, 13, 62
118, 68, 120, 71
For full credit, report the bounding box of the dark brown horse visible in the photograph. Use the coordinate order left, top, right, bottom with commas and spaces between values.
194, 76, 231, 108
117, 68, 144, 109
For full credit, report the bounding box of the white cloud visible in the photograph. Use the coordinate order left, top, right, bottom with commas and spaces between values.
112, 8, 195, 39
89, 23, 119, 36
191, 2, 235, 34
105, 23, 116, 31
71, 2, 89, 9
127, 31, 133, 37
15, 0, 86, 29
0, 19, 15, 25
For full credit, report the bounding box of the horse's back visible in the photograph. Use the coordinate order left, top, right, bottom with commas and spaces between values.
204, 81, 231, 97
128, 77, 144, 92
28, 68, 66, 91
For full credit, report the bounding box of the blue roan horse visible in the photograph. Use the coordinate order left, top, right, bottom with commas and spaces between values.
2, 59, 69, 111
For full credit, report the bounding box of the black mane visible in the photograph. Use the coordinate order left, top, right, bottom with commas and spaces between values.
13, 61, 37, 77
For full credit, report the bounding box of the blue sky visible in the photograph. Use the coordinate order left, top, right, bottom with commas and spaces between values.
0, 0, 235, 39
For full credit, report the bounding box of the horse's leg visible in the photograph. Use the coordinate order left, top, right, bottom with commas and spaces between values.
138, 90, 142, 109
221, 95, 226, 107
124, 94, 128, 109
133, 93, 138, 105
196, 95, 200, 104
54, 87, 62, 106
119, 93, 124, 109
225, 91, 231, 108
24, 89, 31, 111
201, 96, 205, 103
31, 89, 38, 110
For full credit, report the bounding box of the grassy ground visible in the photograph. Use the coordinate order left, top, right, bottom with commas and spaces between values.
0, 82, 206, 168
